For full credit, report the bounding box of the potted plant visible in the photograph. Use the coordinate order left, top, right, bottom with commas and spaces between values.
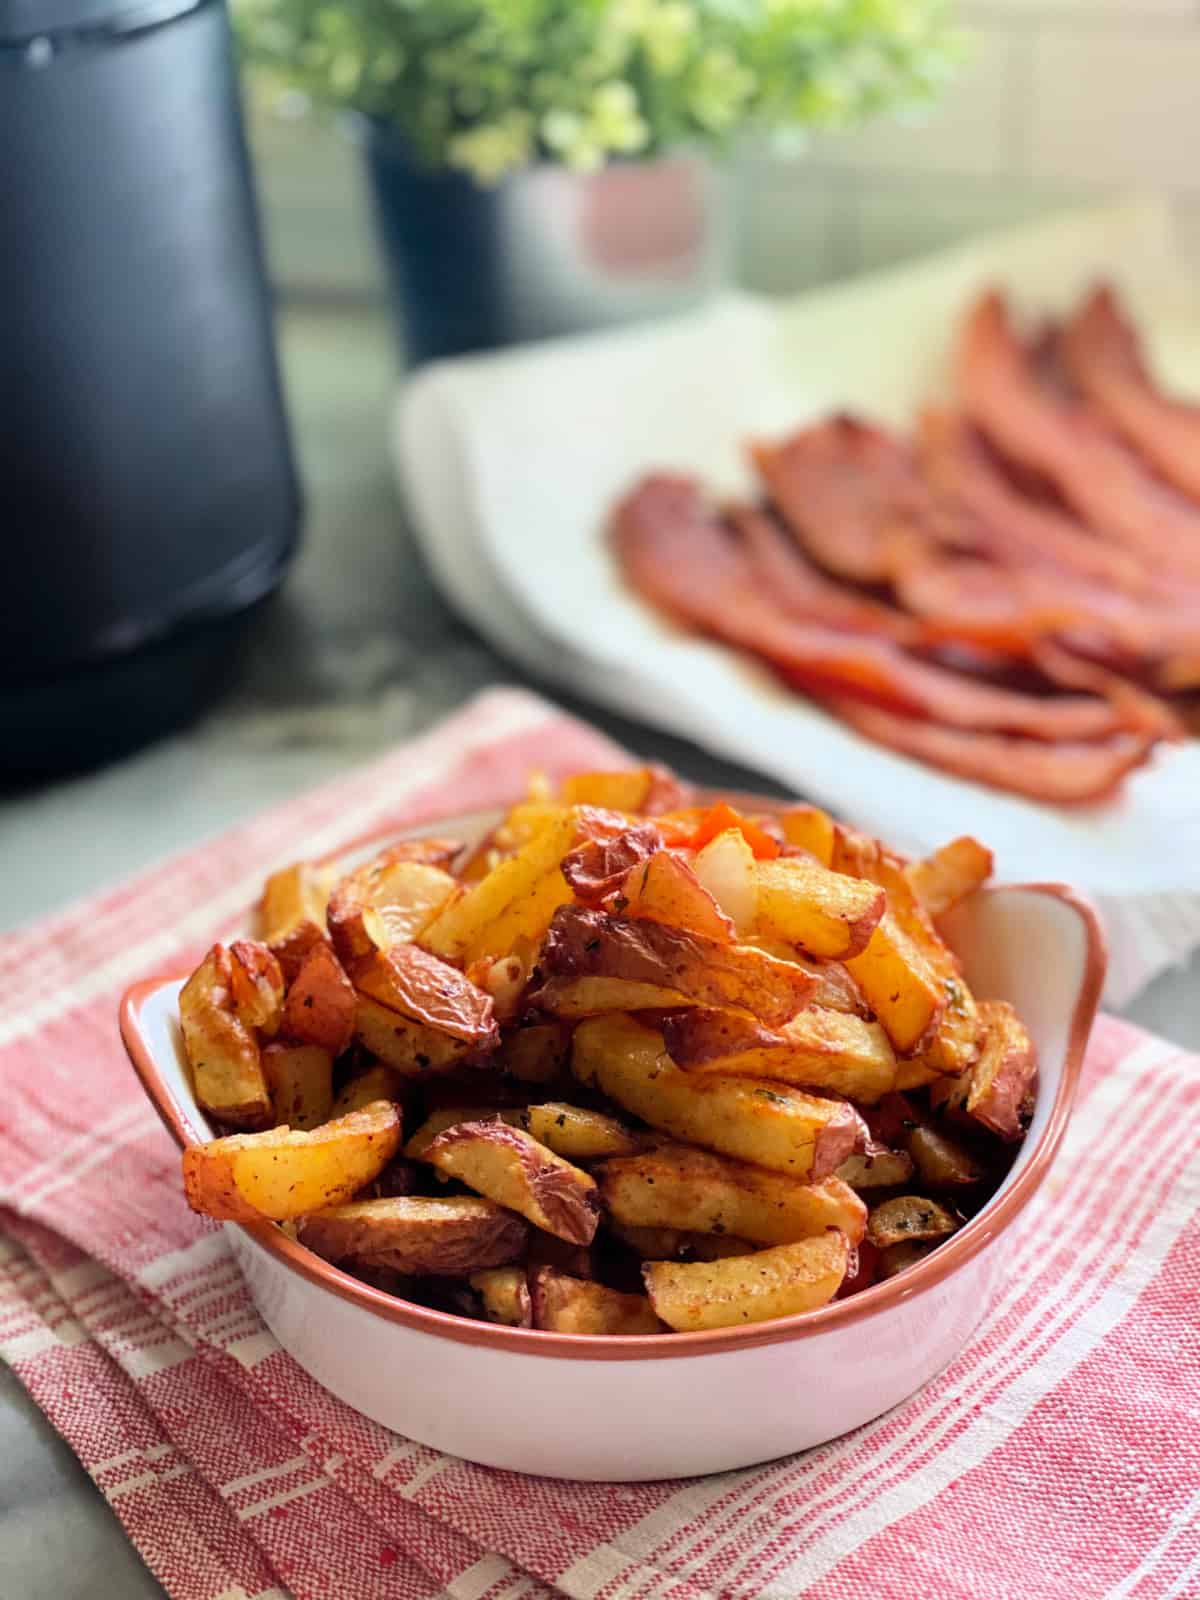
239, 0, 962, 364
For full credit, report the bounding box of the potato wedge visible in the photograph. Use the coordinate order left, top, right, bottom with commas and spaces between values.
844, 912, 946, 1055
281, 941, 357, 1055
404, 1105, 498, 1160
465, 953, 530, 1023
179, 944, 272, 1130
419, 808, 580, 965
778, 805, 836, 866
867, 1195, 959, 1249
905, 836, 993, 918
597, 1144, 866, 1246
228, 940, 285, 1035
260, 861, 337, 980
262, 1042, 334, 1131
533, 975, 694, 1018
515, 1102, 639, 1160
560, 769, 656, 813
691, 828, 758, 934
747, 942, 867, 1015
333, 1061, 403, 1118
530, 1268, 663, 1334
353, 943, 497, 1046
560, 823, 661, 905
182, 1100, 402, 1221
876, 1239, 937, 1279
572, 1014, 865, 1179
643, 1230, 848, 1331
500, 1022, 570, 1083
908, 1125, 983, 1188
755, 855, 885, 960
327, 842, 460, 965
299, 1194, 526, 1275
425, 1121, 600, 1245
621, 849, 735, 942
931, 999, 1037, 1140
661, 1006, 896, 1103
352, 994, 477, 1075
539, 905, 816, 1030
835, 1146, 915, 1190
470, 1266, 532, 1327
609, 1223, 755, 1262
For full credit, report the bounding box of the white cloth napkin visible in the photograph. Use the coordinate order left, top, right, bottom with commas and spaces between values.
393, 199, 1200, 1006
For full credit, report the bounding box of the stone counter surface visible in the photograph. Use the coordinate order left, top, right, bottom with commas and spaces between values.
3, 307, 1196, 1599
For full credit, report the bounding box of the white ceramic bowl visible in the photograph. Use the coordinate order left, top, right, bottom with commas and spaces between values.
120, 809, 1104, 1481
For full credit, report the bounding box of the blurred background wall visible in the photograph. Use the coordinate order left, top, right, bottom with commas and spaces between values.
249, 0, 1200, 305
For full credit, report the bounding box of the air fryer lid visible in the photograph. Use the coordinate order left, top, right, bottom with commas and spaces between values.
0, 0, 200, 45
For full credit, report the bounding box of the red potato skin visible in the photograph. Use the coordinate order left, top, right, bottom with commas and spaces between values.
971, 1002, 1038, 1140
228, 940, 285, 1033
537, 904, 817, 1030
300, 1200, 528, 1276
327, 838, 464, 966
426, 1121, 602, 1246
810, 1102, 870, 1181
281, 941, 357, 1055
354, 943, 498, 1046
560, 823, 663, 904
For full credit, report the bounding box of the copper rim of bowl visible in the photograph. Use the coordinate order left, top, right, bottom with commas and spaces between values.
120, 877, 1104, 1361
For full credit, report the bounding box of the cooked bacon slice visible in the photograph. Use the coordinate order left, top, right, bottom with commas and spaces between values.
958, 291, 1200, 579
1059, 285, 1200, 505
749, 416, 967, 583
826, 698, 1158, 804
613, 475, 1133, 742
726, 503, 917, 642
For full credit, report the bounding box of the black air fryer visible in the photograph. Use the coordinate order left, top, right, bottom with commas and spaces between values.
1, 0, 300, 775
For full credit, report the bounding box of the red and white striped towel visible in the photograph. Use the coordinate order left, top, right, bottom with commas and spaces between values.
1, 687, 1197, 1600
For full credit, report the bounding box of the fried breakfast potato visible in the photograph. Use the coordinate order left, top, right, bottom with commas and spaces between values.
661, 1005, 896, 1103
644, 1230, 849, 1332
610, 1222, 755, 1261
778, 805, 836, 866
179, 944, 273, 1129
425, 1120, 601, 1245
260, 861, 337, 980
905, 836, 994, 918
597, 1144, 866, 1247
876, 1239, 937, 1279
404, 1104, 498, 1159
530, 1268, 664, 1334
572, 1014, 865, 1180
300, 1195, 527, 1275
621, 848, 735, 941
353, 943, 497, 1046
844, 912, 947, 1056
930, 999, 1037, 1140
835, 1145, 915, 1190
262, 1042, 333, 1130
182, 1100, 402, 1222
755, 855, 885, 960
866, 1195, 959, 1249
540, 905, 817, 1029
908, 1125, 983, 1188
515, 1102, 639, 1160
333, 1061, 403, 1118
326, 839, 461, 968
228, 940, 285, 1035
533, 975, 694, 1018
352, 994, 479, 1075
560, 823, 661, 905
560, 768, 661, 813
500, 1021, 570, 1083
691, 828, 758, 934
470, 1266, 533, 1326
281, 940, 357, 1055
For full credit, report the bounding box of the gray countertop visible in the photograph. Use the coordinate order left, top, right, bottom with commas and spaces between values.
3, 304, 1196, 1599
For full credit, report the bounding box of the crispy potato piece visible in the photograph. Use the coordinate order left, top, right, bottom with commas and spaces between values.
844, 912, 946, 1055
867, 1195, 959, 1249
353, 944, 497, 1046
755, 856, 885, 960
419, 808, 580, 965
260, 861, 337, 980
931, 999, 1037, 1140
179, 945, 272, 1130
877, 1239, 937, 1279
470, 1266, 533, 1327
534, 975, 694, 1018
747, 940, 867, 1015
182, 1101, 402, 1221
908, 1125, 983, 1188
621, 849, 735, 942
281, 941, 357, 1055
501, 1022, 570, 1083
661, 1006, 896, 1103
333, 1061, 403, 1118
597, 1145, 866, 1246
300, 1194, 527, 1275
228, 940, 285, 1035
609, 1223, 755, 1262
352, 995, 477, 1075
905, 836, 993, 918
572, 1014, 865, 1179
643, 1231, 848, 1332
560, 769, 655, 812
465, 953, 529, 1023
692, 828, 758, 934
516, 1103, 639, 1160
530, 1268, 664, 1334
262, 1042, 333, 1131
425, 1121, 601, 1245
404, 1105, 498, 1160
835, 1145, 915, 1190
778, 806, 836, 867
539, 905, 817, 1030
327, 843, 459, 965
561, 823, 661, 905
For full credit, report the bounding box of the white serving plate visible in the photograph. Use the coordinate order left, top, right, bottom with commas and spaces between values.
120, 809, 1104, 1481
